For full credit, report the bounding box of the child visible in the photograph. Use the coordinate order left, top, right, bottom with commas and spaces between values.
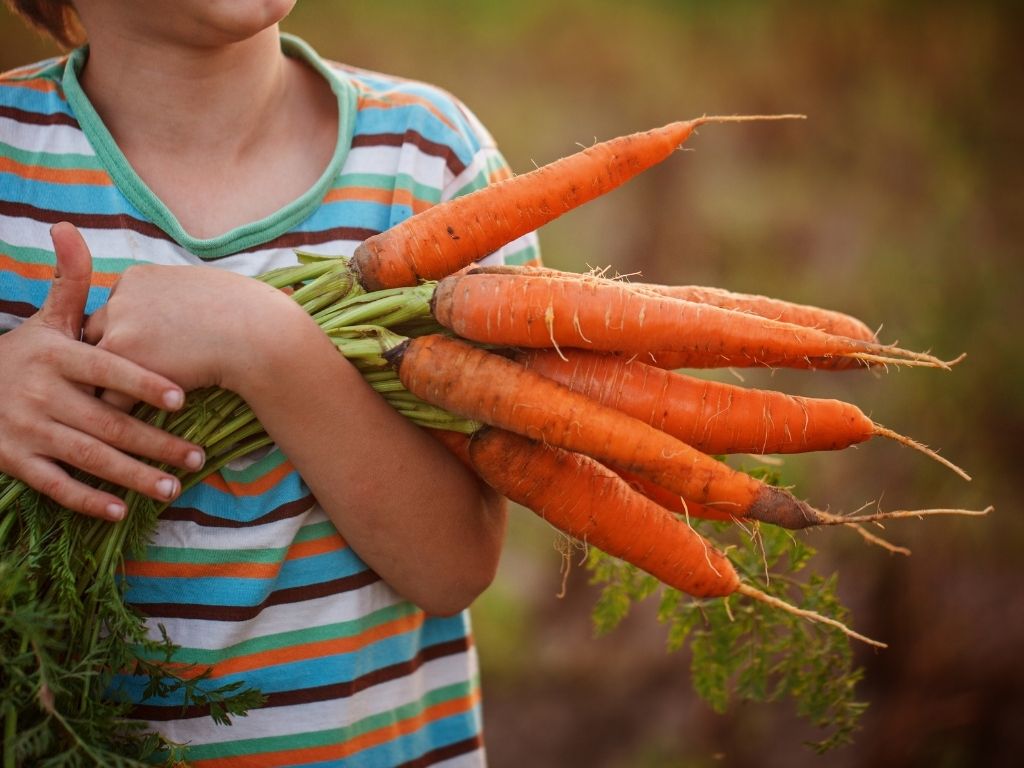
0, 1, 539, 763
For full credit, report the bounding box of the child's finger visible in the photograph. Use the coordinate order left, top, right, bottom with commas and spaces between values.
61, 342, 186, 412
63, 388, 205, 473
43, 423, 183, 507
16, 457, 129, 522
40, 222, 93, 339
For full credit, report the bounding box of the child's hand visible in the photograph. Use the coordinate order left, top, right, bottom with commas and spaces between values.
82, 250, 305, 396
0, 223, 205, 521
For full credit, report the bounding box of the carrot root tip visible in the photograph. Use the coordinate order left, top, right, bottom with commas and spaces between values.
815, 506, 992, 526
872, 424, 972, 481
735, 582, 886, 648
848, 523, 913, 556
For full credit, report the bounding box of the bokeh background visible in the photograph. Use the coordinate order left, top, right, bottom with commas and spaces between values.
3, 1, 1021, 765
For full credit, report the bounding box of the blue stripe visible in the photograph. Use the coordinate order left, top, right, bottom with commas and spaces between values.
0, 173, 128, 215
173, 471, 307, 522
0, 83, 74, 116
110, 620, 465, 707
302, 710, 483, 768
354, 106, 477, 163
293, 199, 396, 233
122, 545, 369, 606
0, 270, 110, 315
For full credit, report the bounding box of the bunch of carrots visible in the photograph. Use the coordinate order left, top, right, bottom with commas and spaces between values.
0, 114, 989, 762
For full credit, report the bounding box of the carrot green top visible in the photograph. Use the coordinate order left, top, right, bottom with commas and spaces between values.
0, 33, 539, 766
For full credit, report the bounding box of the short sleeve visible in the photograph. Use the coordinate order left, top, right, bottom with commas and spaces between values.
439, 102, 543, 268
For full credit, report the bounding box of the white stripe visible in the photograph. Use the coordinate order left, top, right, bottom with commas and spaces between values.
142, 579, 405, 653
441, 148, 494, 202
0, 115, 95, 155
345, 143, 449, 184
145, 502, 320, 552
151, 647, 480, 747
0, 313, 23, 330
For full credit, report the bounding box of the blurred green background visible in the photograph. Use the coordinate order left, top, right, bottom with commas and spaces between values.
3, 1, 1021, 765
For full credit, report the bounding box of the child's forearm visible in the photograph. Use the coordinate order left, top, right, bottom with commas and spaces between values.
225, 303, 506, 615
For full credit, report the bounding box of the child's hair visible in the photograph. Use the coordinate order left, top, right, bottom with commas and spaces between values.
5, 0, 83, 49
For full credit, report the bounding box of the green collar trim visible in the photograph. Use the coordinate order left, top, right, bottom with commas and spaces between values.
62, 33, 356, 260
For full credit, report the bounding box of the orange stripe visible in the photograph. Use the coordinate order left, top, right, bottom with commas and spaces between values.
0, 253, 120, 288
192, 689, 480, 768
488, 166, 513, 184
207, 611, 425, 678
202, 458, 295, 497
0, 156, 111, 186
0, 76, 60, 93
286, 534, 346, 560
357, 91, 459, 133
120, 532, 345, 578
323, 185, 432, 214
120, 559, 281, 580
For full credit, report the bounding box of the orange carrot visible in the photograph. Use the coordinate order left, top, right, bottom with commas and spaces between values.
352, 115, 804, 290
614, 467, 737, 522
637, 284, 877, 342
468, 428, 886, 646
386, 333, 823, 529
474, 264, 879, 344
467, 427, 740, 597
430, 269, 951, 370
517, 349, 970, 479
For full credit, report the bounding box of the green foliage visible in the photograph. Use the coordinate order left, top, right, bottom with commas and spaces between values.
0, 484, 266, 767
588, 511, 868, 753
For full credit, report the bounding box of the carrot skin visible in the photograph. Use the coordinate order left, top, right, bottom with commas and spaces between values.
517, 349, 876, 454
474, 264, 879, 345
468, 428, 741, 598
615, 467, 737, 522
431, 270, 889, 366
352, 119, 706, 290
388, 334, 821, 529
638, 284, 878, 344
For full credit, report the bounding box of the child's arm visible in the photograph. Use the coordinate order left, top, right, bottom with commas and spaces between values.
230, 320, 507, 616
81, 233, 505, 615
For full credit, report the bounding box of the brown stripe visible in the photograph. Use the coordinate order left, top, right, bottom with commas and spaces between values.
0, 104, 79, 128
258, 226, 379, 252
0, 299, 37, 321
132, 569, 381, 622
131, 636, 471, 721
0, 200, 170, 239
158, 495, 314, 529
0, 201, 377, 259
395, 736, 483, 768
352, 130, 467, 178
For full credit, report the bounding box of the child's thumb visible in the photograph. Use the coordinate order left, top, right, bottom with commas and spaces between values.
40, 221, 94, 338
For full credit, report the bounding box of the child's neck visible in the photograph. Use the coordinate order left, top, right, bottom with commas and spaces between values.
78, 27, 339, 240
81, 26, 288, 164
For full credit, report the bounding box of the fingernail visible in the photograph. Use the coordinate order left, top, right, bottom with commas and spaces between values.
163, 389, 184, 410
106, 502, 125, 520
155, 477, 178, 500
185, 449, 205, 471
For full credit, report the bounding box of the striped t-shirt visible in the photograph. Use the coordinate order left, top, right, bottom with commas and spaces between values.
0, 34, 539, 766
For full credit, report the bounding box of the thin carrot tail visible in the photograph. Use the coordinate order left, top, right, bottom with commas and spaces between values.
871, 424, 972, 481
735, 583, 886, 648
812, 506, 993, 526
